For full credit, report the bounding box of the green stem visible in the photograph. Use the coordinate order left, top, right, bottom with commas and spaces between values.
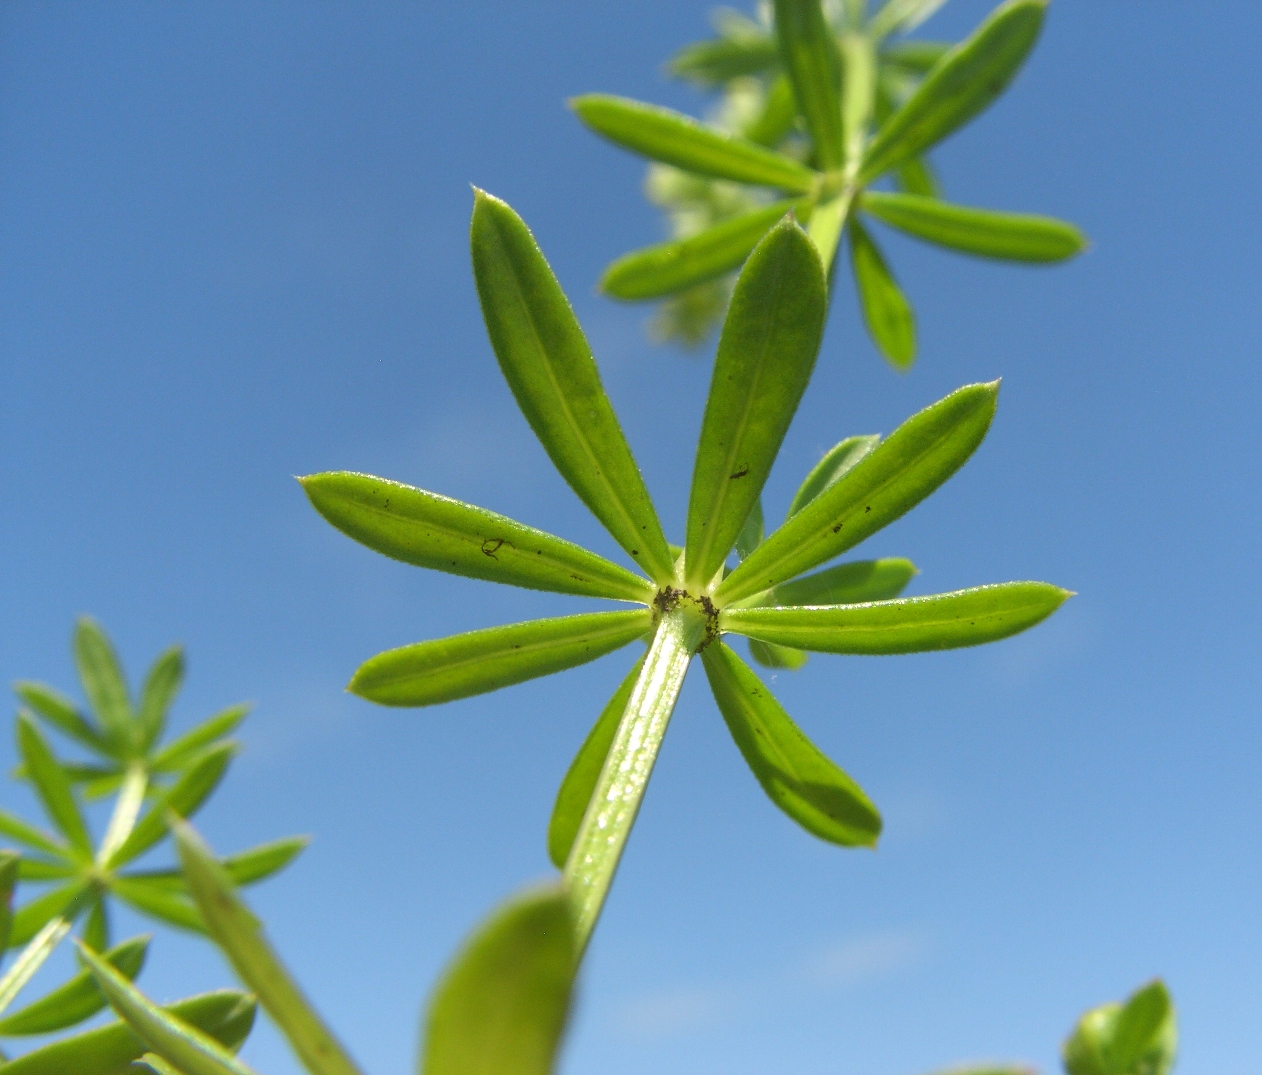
563, 604, 706, 952
807, 187, 855, 275
98, 763, 148, 865
0, 915, 73, 1015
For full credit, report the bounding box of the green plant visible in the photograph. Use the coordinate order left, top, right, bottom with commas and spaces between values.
0, 3, 1177, 1073
0, 620, 301, 1058
578, 0, 1084, 365
303, 193, 1068, 947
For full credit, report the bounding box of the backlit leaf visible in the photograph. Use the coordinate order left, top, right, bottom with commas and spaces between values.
773, 0, 844, 169
850, 217, 916, 369
80, 945, 259, 1075
670, 34, 779, 85
109, 744, 236, 868
137, 647, 184, 753
571, 96, 817, 193
150, 706, 249, 773
173, 821, 363, 1075
861, 191, 1085, 261
111, 879, 206, 935
716, 382, 999, 604
702, 642, 881, 845
0, 935, 149, 1036
301, 472, 653, 603
0, 989, 256, 1075
786, 435, 880, 518
349, 611, 652, 708
74, 618, 134, 749
773, 557, 917, 606
601, 199, 805, 301
423, 883, 577, 1075
13, 683, 107, 754
16, 716, 92, 859
471, 192, 676, 584
686, 218, 827, 588
722, 582, 1071, 653
861, 0, 1046, 183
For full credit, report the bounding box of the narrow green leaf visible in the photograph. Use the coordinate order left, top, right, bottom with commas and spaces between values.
685, 218, 827, 589
840, 32, 876, 170
423, 882, 577, 1075
133, 1054, 183, 1075
870, 0, 949, 38
1111, 980, 1174, 1075
301, 472, 653, 603
787, 435, 880, 518
881, 40, 953, 72
109, 743, 236, 869
221, 837, 309, 887
111, 879, 206, 934
122, 835, 309, 896
9, 760, 123, 795
150, 705, 249, 773
861, 191, 1084, 262
547, 656, 644, 869
80, 945, 259, 1075
0, 990, 256, 1075
850, 217, 916, 369
350, 610, 651, 708
702, 642, 881, 845
0, 851, 18, 954
137, 647, 184, 752
471, 191, 676, 585
861, 0, 1047, 183
601, 199, 805, 301
7, 885, 87, 949
0, 810, 70, 861
570, 96, 817, 193
806, 192, 849, 271
16, 716, 93, 859
896, 156, 940, 197
0, 935, 148, 1036
773, 0, 844, 169
715, 382, 1000, 604
172, 821, 364, 1075
744, 75, 799, 148
74, 617, 134, 748
669, 34, 779, 85
749, 639, 809, 670
734, 498, 764, 562
13, 683, 108, 754
16, 858, 76, 882
82, 897, 110, 952
722, 582, 1071, 653
773, 557, 917, 605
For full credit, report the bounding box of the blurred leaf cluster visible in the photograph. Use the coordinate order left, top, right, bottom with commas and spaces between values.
0, 620, 302, 1069
579, 0, 1084, 365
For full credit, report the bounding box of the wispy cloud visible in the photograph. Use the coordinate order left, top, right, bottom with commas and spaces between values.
610, 927, 928, 1043
801, 930, 925, 988
615, 985, 734, 1039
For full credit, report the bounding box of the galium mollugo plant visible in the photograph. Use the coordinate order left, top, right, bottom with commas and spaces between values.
300, 190, 1070, 950
0, 619, 303, 1053
576, 0, 1085, 366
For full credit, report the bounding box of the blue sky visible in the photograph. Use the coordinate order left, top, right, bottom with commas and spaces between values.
1, 2, 1259, 1073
